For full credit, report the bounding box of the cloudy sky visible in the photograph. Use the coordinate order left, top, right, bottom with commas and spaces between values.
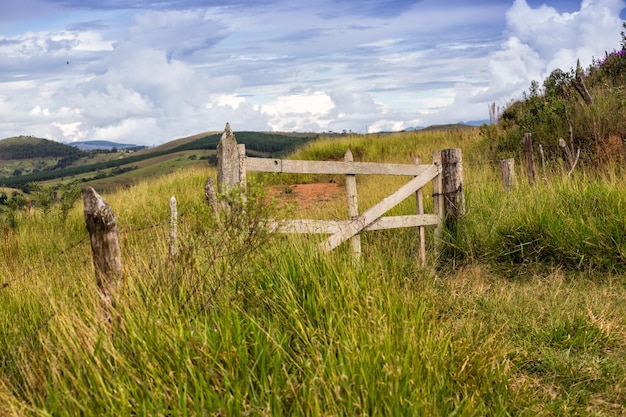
0, 0, 624, 146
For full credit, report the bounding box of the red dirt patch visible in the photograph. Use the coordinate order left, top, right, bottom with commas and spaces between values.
269, 182, 344, 209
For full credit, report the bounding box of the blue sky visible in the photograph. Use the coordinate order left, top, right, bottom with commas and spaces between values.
0, 0, 624, 145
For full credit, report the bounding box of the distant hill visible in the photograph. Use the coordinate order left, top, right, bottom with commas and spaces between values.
0, 136, 83, 160
404, 123, 483, 132
460, 120, 489, 127
69, 140, 146, 151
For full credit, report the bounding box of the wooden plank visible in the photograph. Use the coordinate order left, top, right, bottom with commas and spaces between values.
323, 164, 440, 251
246, 157, 433, 176
265, 215, 440, 234
265, 219, 344, 234
345, 149, 361, 258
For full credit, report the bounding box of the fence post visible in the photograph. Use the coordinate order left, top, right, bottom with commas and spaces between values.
499, 158, 515, 190
431, 151, 443, 256
170, 196, 177, 258
441, 148, 465, 233
204, 177, 219, 219
523, 133, 536, 184
344, 149, 361, 259
217, 122, 241, 193
414, 157, 426, 266
83, 187, 122, 317
238, 143, 247, 189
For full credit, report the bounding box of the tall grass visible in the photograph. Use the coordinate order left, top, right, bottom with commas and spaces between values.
457, 164, 626, 274
1, 131, 626, 415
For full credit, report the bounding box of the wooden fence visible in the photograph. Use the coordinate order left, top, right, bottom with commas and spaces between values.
215, 123, 464, 262
82, 123, 464, 319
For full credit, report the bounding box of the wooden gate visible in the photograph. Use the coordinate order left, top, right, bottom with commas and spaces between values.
216, 123, 464, 263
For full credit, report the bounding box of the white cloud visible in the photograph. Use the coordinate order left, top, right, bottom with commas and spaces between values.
262, 91, 335, 131
91, 117, 158, 142
425, 0, 625, 125
52, 121, 85, 141
1, 1, 625, 144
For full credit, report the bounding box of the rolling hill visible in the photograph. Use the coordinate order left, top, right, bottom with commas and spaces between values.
0, 136, 83, 160
0, 131, 317, 191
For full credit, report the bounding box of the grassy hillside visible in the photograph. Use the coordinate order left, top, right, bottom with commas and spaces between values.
1, 129, 625, 415
0, 131, 316, 191
0, 136, 83, 160
482, 25, 626, 166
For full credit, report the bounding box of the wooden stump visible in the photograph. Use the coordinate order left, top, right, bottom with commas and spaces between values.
83, 187, 122, 316
499, 158, 515, 190
217, 122, 240, 193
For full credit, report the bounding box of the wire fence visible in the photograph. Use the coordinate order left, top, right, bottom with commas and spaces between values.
0, 210, 180, 371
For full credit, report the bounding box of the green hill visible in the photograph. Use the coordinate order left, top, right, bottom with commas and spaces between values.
0, 131, 316, 190
0, 136, 83, 160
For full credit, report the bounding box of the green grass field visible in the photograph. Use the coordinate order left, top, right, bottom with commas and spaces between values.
1, 129, 625, 415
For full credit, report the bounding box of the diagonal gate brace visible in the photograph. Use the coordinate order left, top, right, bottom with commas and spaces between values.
322, 163, 440, 252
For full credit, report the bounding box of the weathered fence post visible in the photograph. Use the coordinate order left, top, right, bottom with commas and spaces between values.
238, 143, 247, 189
499, 158, 515, 190
204, 177, 219, 219
169, 196, 177, 258
217, 122, 241, 193
344, 149, 361, 259
441, 148, 465, 233
431, 151, 444, 255
414, 157, 426, 266
523, 133, 536, 184
83, 187, 122, 317
538, 144, 548, 182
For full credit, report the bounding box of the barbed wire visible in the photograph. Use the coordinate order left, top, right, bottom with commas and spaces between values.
0, 205, 196, 291
1, 235, 88, 291
0, 313, 55, 370
0, 209, 188, 369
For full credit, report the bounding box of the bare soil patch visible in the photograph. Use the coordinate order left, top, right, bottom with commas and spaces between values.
269, 182, 344, 209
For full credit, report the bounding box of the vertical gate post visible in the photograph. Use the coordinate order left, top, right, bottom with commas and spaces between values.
431, 151, 444, 256
414, 157, 426, 266
83, 187, 122, 317
441, 148, 465, 233
344, 149, 361, 259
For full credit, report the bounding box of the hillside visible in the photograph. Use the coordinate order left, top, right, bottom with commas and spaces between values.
0, 130, 316, 191
0, 136, 83, 160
